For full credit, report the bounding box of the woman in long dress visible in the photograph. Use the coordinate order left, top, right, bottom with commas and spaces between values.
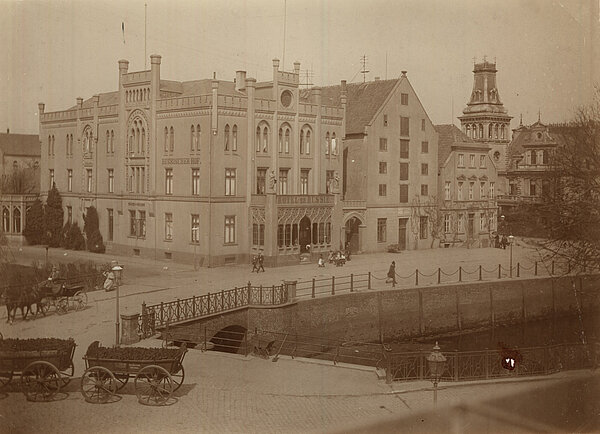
103, 270, 115, 291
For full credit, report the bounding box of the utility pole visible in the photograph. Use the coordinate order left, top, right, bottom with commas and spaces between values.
360, 55, 370, 83
144, 3, 147, 69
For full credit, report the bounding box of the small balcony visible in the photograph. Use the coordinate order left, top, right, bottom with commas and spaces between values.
276, 195, 334, 206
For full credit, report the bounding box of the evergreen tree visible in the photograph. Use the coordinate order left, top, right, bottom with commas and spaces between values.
67, 222, 86, 250
60, 222, 71, 249
83, 206, 105, 253
23, 198, 44, 245
43, 185, 63, 247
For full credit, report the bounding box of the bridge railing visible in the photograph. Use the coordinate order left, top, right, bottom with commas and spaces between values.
139, 283, 289, 337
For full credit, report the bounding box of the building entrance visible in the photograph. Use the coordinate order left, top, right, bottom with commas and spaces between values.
299, 216, 311, 253
398, 218, 408, 250
345, 216, 361, 253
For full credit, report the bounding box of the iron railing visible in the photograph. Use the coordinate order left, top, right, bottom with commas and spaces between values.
138, 283, 289, 338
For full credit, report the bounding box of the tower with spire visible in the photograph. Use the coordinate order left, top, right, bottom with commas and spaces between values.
458, 58, 512, 170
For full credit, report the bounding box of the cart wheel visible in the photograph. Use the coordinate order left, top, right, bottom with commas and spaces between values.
135, 365, 173, 406
39, 298, 51, 315
171, 364, 185, 392
0, 370, 13, 388
56, 298, 69, 315
21, 361, 62, 402
114, 373, 129, 391
73, 291, 88, 311
60, 361, 75, 387
81, 366, 117, 404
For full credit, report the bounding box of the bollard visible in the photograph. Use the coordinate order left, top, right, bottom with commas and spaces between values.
459, 266, 462, 282
368, 272, 372, 290
498, 264, 501, 279
517, 263, 520, 277
415, 269, 419, 286
479, 265, 482, 281
350, 274, 354, 292
437, 268, 441, 284
332, 276, 335, 296
312, 278, 316, 298
535, 261, 538, 276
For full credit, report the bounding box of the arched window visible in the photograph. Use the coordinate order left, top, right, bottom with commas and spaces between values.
106, 131, 110, 153
2, 207, 9, 233
48, 135, 51, 155
305, 130, 311, 154
164, 127, 169, 152
256, 126, 261, 152
466, 125, 471, 138
136, 124, 141, 154
141, 128, 145, 154
494, 124, 499, 139
300, 130, 305, 154
110, 130, 114, 153
325, 132, 330, 155
191, 125, 196, 151
12, 207, 21, 233
224, 124, 230, 151
478, 124, 483, 139
66, 135, 70, 156
500, 125, 505, 140
488, 124, 492, 139
196, 124, 201, 151
262, 124, 269, 152
284, 127, 290, 153
331, 132, 337, 155
278, 127, 283, 153
232, 125, 237, 151
169, 126, 174, 152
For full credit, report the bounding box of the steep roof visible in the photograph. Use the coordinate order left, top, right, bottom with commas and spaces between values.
0, 133, 40, 157
69, 91, 119, 110
506, 122, 562, 170
435, 124, 480, 167
318, 79, 399, 135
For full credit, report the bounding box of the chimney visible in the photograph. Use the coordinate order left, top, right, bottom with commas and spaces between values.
374, 77, 380, 81
38, 102, 45, 114
6, 128, 9, 134
118, 59, 129, 75
401, 71, 407, 77
341, 80, 347, 92
272, 58, 280, 71
293, 61, 301, 75
235, 71, 247, 92
77, 97, 83, 108
92, 94, 100, 106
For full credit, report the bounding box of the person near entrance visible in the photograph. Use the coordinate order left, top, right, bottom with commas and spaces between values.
386, 261, 396, 287
257, 251, 265, 272
251, 255, 259, 273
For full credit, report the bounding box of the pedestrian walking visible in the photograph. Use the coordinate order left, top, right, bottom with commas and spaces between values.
501, 235, 508, 250
386, 261, 396, 287
257, 251, 265, 272
318, 254, 325, 268
251, 255, 258, 273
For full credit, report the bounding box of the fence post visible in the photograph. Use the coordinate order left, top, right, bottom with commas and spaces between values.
160, 302, 164, 325
415, 269, 419, 286
454, 351, 459, 381
437, 268, 441, 284
350, 274, 354, 292
272, 285, 275, 305
247, 281, 251, 304
331, 276, 335, 296
207, 294, 210, 313
456, 288, 461, 331
386, 353, 392, 384
192, 295, 196, 317
517, 263, 520, 277
368, 272, 371, 290
535, 261, 538, 276
312, 278, 316, 298
259, 285, 263, 304
551, 261, 555, 275
221, 290, 224, 309
479, 265, 482, 281
498, 264, 501, 279
234, 288, 237, 307
418, 290, 424, 335
459, 266, 462, 282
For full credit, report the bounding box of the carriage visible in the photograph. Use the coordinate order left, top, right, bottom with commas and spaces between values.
0, 337, 76, 402
38, 278, 88, 315
81, 341, 187, 406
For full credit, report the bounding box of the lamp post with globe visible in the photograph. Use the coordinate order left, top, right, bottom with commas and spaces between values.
426, 342, 447, 407
509, 235, 515, 278
112, 264, 123, 347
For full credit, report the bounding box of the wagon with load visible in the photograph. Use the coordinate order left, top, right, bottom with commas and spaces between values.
81, 341, 187, 405
0, 337, 76, 401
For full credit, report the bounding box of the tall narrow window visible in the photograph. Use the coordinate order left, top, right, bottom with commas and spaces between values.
225, 168, 236, 196
284, 128, 290, 153
490, 182, 495, 199
444, 182, 451, 200
401, 93, 409, 105
480, 213, 486, 231
379, 137, 388, 152
138, 211, 146, 238
379, 162, 387, 174
480, 155, 486, 167
169, 126, 174, 152
458, 182, 463, 201
305, 130, 311, 154
256, 168, 267, 194
192, 168, 200, 195
86, 169, 92, 193
164, 127, 169, 152
480, 182, 485, 199
420, 216, 428, 239
108, 169, 114, 193
191, 214, 200, 243
106, 131, 110, 153
196, 124, 201, 151
325, 132, 330, 155
331, 133, 337, 155
224, 216, 236, 244
165, 168, 173, 195
444, 214, 450, 233
399, 163, 408, 181
421, 163, 428, 176
107, 209, 113, 241
191, 125, 196, 151
165, 213, 173, 240
377, 218, 387, 242
400, 117, 410, 136
224, 124, 230, 151
262, 126, 268, 152
278, 169, 289, 195
49, 169, 54, 188
326, 170, 334, 194
129, 210, 137, 236
232, 125, 237, 151
421, 141, 428, 153
420, 184, 428, 196
379, 184, 387, 196
400, 140, 409, 158
470, 154, 475, 168
458, 154, 465, 167
468, 182, 474, 200
399, 185, 408, 203
278, 128, 283, 153
300, 130, 305, 154
67, 169, 72, 192
421, 119, 426, 131
256, 127, 261, 152
300, 169, 309, 195
110, 130, 114, 153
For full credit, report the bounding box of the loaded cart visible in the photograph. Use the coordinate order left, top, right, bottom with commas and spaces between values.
0, 337, 76, 401
81, 341, 187, 405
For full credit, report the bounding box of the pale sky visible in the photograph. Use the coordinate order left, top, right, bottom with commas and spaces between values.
1, 0, 598, 134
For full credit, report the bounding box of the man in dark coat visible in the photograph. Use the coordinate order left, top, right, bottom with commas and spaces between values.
257, 251, 265, 272
387, 261, 396, 287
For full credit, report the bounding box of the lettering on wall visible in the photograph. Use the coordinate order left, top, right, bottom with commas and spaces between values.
162, 158, 200, 165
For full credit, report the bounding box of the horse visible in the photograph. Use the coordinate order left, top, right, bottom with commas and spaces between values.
2, 284, 47, 324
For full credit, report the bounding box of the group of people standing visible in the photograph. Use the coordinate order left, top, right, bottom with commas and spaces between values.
494, 234, 509, 249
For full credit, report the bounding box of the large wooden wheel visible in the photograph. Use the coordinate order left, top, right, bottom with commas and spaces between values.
171, 364, 185, 392
80, 366, 117, 404
134, 365, 173, 406
38, 298, 51, 316
20, 361, 62, 402
73, 291, 88, 311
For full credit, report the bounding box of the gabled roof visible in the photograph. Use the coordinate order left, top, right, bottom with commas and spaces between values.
0, 133, 40, 157
318, 79, 399, 135
69, 91, 119, 110
506, 122, 563, 170
434, 124, 483, 167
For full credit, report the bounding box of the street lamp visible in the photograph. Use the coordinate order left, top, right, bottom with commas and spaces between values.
426, 342, 447, 407
192, 227, 199, 270
112, 264, 123, 347
508, 235, 515, 278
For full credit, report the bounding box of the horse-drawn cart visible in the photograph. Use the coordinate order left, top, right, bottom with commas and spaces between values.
81, 341, 187, 405
0, 337, 76, 401
39, 278, 88, 315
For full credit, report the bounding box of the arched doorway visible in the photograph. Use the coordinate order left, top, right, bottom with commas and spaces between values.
299, 216, 311, 253
345, 216, 361, 253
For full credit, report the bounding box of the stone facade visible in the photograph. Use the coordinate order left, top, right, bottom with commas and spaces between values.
39, 56, 345, 266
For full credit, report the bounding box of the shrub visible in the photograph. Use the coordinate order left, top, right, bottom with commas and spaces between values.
66, 222, 86, 251
83, 206, 105, 253
23, 199, 44, 245
43, 185, 63, 247
387, 244, 403, 253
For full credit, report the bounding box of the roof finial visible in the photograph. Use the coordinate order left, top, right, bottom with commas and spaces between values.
483, 54, 487, 63
520, 113, 523, 126
538, 109, 541, 123
473, 56, 476, 67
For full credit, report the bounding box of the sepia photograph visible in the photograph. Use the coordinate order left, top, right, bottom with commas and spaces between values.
0, 0, 599, 432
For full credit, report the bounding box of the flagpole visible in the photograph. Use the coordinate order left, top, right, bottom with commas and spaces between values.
144, 3, 147, 69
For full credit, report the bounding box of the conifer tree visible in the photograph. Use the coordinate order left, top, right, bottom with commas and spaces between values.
83, 206, 105, 253
23, 198, 44, 245
43, 184, 63, 247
